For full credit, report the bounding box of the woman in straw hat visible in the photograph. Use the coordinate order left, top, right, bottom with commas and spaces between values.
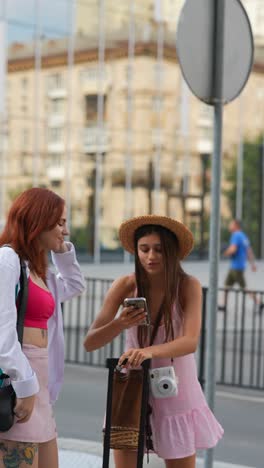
84, 214, 223, 468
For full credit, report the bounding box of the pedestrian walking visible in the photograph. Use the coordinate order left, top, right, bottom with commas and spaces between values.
84, 214, 224, 468
0, 187, 85, 468
220, 219, 258, 310
223, 219, 257, 289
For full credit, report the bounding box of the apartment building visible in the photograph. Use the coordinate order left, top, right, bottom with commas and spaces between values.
243, 0, 264, 44
4, 30, 264, 252
76, 0, 264, 43
76, 0, 184, 37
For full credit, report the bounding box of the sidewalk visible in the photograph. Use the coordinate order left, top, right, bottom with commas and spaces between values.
58, 438, 254, 468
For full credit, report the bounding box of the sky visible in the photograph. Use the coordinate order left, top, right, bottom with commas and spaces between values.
2, 0, 70, 44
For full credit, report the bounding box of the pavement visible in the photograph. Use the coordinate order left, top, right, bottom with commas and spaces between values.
54, 364, 263, 468
79, 259, 264, 291
58, 438, 255, 468
57, 259, 264, 468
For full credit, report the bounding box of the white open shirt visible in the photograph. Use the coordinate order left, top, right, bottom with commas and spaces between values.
0, 243, 85, 402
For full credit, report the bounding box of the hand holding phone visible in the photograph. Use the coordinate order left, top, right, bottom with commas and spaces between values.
123, 297, 150, 326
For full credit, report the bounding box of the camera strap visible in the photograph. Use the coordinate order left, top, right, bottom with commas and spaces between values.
146, 301, 172, 461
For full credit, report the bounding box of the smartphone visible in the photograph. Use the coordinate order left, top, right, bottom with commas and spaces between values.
123, 297, 150, 326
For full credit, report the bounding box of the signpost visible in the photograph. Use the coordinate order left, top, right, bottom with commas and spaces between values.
176, 1, 254, 468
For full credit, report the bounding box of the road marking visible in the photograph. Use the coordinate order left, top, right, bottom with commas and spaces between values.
217, 390, 264, 403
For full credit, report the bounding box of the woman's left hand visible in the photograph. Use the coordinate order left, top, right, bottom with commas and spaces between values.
118, 347, 153, 368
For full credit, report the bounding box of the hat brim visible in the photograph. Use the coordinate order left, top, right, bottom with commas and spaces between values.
119, 215, 194, 259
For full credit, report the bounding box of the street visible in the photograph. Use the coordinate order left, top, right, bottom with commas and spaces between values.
55, 259, 264, 467
78, 259, 264, 291
54, 364, 264, 468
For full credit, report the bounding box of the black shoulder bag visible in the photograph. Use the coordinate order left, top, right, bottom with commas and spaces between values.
0, 257, 28, 432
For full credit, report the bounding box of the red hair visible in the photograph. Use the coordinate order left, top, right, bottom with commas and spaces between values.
0, 187, 65, 277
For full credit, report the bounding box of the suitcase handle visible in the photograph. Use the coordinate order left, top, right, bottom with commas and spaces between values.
103, 358, 150, 468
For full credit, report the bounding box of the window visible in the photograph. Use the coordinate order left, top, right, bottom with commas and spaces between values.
153, 63, 164, 81
21, 77, 28, 91
47, 73, 63, 91
152, 96, 164, 112
48, 128, 63, 143
152, 128, 163, 146
84, 94, 108, 124
80, 66, 108, 83
22, 129, 29, 149
51, 98, 64, 114
80, 67, 97, 82
48, 153, 62, 167
200, 103, 213, 121
85, 95, 98, 123
51, 180, 61, 188
200, 127, 213, 140
21, 104, 28, 113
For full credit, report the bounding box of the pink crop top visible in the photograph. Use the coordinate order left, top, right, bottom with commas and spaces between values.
23, 277, 55, 329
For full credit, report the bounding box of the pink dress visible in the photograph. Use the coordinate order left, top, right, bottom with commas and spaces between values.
125, 305, 224, 460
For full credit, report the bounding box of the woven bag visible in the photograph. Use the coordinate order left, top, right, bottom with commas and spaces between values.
109, 367, 143, 450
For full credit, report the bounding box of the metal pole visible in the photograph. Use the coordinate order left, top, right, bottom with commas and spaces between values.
0, 1, 7, 231
204, 1, 225, 468
32, 0, 41, 187
65, 0, 76, 233
200, 154, 208, 258
153, 0, 164, 213
94, 0, 106, 263
123, 0, 135, 264
180, 77, 190, 195
260, 141, 264, 259
236, 97, 244, 220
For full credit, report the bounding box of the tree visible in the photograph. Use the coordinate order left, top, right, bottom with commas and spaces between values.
224, 135, 263, 256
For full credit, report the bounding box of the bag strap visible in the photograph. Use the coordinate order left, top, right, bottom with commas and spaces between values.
1, 244, 28, 346
16, 259, 28, 345
149, 301, 164, 346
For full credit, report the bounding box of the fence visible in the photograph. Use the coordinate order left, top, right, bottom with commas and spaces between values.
63, 277, 264, 390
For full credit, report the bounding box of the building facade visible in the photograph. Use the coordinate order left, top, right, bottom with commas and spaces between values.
3, 30, 264, 253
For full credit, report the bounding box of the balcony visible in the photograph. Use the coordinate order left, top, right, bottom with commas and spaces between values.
80, 68, 111, 94
48, 114, 65, 127
47, 142, 65, 153
111, 167, 173, 188
151, 128, 164, 147
47, 88, 67, 99
83, 126, 110, 153
197, 139, 213, 154
47, 166, 65, 181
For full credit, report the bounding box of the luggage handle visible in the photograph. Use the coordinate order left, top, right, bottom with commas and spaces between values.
103, 358, 150, 468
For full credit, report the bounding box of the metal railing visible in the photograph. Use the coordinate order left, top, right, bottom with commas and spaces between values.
63, 278, 264, 390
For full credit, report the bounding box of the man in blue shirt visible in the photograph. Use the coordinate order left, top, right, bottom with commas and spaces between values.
223, 219, 256, 289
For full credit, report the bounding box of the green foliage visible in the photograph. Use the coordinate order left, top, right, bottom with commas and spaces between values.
70, 226, 89, 252
8, 184, 33, 203
224, 136, 263, 256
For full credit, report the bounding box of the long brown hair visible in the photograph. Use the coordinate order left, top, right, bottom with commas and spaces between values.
134, 224, 187, 347
0, 187, 65, 277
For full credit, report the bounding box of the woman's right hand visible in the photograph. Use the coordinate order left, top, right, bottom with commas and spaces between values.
118, 306, 147, 329
14, 395, 36, 424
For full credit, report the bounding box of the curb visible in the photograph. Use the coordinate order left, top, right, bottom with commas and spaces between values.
58, 438, 254, 468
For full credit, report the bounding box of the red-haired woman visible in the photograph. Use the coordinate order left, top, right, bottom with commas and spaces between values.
0, 187, 85, 468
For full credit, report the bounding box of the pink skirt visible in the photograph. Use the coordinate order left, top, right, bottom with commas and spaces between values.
0, 344, 57, 443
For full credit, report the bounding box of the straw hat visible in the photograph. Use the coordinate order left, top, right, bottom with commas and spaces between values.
119, 214, 194, 259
